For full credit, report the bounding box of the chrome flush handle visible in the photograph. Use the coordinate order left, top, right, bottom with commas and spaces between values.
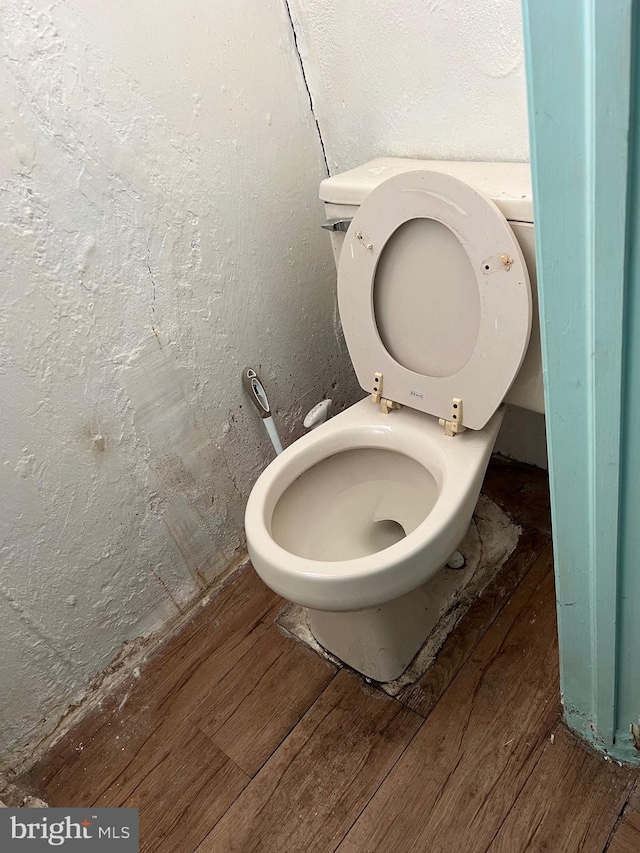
321, 217, 353, 232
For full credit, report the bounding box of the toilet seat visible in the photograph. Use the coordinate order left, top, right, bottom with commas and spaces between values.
338, 170, 532, 430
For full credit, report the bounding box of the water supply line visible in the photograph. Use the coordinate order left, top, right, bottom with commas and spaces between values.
242, 367, 283, 456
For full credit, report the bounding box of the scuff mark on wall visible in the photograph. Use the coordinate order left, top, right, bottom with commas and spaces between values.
118, 332, 245, 593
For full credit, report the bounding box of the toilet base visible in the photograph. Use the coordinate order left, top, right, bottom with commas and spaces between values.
308, 578, 446, 682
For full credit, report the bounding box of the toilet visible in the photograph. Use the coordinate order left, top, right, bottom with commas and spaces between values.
245, 159, 544, 682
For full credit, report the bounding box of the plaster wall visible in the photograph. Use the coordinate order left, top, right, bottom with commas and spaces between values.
287, 0, 530, 174
0, 0, 359, 766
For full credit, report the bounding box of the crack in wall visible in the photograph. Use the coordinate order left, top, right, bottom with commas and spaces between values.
283, 0, 330, 176
146, 247, 156, 319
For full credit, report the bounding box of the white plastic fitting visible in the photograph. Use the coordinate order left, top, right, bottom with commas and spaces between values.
447, 550, 466, 570
304, 399, 332, 430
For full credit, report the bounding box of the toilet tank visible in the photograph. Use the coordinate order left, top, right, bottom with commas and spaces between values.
320, 158, 544, 416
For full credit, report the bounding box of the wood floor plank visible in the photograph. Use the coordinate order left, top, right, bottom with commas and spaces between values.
191, 625, 336, 776
627, 782, 640, 812
483, 456, 552, 535
607, 819, 640, 853
624, 804, 640, 835
23, 566, 281, 806
607, 784, 640, 853
195, 669, 422, 853
487, 724, 634, 853
95, 718, 248, 853
337, 545, 559, 853
398, 526, 549, 717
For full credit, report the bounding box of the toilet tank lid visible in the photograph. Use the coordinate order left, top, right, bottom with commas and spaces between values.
320, 158, 533, 223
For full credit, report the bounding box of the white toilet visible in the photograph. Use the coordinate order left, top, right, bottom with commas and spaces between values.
245, 159, 544, 682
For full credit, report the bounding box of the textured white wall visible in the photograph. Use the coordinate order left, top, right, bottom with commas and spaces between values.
287, 0, 530, 174
0, 0, 360, 766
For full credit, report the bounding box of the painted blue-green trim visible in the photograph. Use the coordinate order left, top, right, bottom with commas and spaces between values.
617, 2, 640, 762
522, 0, 638, 762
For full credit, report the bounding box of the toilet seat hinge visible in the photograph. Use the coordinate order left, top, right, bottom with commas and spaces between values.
379, 397, 401, 414
371, 372, 383, 405
371, 372, 401, 414
439, 397, 467, 436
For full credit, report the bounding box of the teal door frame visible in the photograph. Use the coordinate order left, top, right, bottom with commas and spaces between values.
522, 0, 640, 762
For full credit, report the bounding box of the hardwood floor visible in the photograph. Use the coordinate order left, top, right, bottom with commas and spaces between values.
607, 787, 640, 853
199, 670, 421, 853
20, 459, 638, 852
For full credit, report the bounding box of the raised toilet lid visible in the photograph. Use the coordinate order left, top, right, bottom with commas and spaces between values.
338, 170, 532, 430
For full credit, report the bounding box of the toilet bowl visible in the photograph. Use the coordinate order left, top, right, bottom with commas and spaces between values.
246, 398, 504, 613
245, 160, 541, 681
